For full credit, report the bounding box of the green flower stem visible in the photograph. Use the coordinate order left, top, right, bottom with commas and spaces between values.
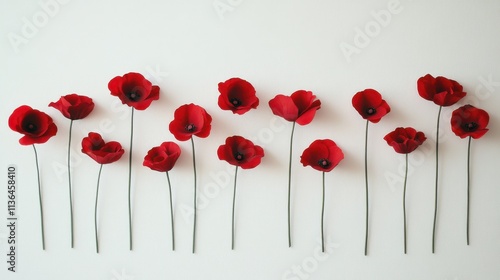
33, 144, 45, 250
166, 171, 175, 251
94, 164, 103, 254
432, 106, 442, 254
68, 119, 74, 248
191, 137, 197, 254
128, 108, 134, 251
467, 136, 472, 245
403, 153, 408, 254
288, 121, 296, 248
321, 171, 325, 253
364, 120, 369, 256
231, 166, 239, 250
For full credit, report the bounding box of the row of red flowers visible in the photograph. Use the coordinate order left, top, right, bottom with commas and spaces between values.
8, 73, 490, 254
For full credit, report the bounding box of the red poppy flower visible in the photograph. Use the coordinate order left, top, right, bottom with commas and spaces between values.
300, 139, 344, 172
49, 93, 95, 247
81, 132, 124, 164
108, 72, 160, 110
142, 141, 180, 251
384, 127, 427, 154
169, 103, 212, 253
49, 94, 95, 120
300, 138, 343, 253
450, 105, 489, 246
110, 72, 159, 250
8, 105, 58, 249
169, 104, 212, 141
218, 77, 259, 115
451, 105, 489, 139
8, 105, 58, 145
418, 74, 467, 253
384, 127, 426, 254
143, 142, 181, 172
417, 74, 466, 106
352, 89, 391, 123
217, 135, 264, 250
268, 90, 321, 125
217, 136, 264, 169
270, 90, 321, 247
351, 88, 389, 255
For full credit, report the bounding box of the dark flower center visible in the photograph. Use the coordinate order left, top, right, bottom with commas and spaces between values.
154, 155, 165, 162
24, 123, 37, 133
230, 98, 241, 107
235, 152, 244, 161
318, 159, 331, 169
366, 108, 376, 115
127, 91, 141, 101
464, 122, 478, 132
185, 124, 196, 132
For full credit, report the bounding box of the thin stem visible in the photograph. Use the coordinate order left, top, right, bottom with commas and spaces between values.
166, 172, 175, 251
33, 145, 45, 250
231, 166, 239, 250
288, 121, 296, 248
191, 137, 197, 254
364, 120, 369, 256
128, 108, 134, 251
68, 119, 74, 248
321, 172, 325, 253
403, 153, 408, 254
432, 106, 442, 254
467, 136, 472, 245
94, 164, 103, 254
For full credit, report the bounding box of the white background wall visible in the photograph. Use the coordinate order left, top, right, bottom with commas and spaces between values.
1, 0, 500, 279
